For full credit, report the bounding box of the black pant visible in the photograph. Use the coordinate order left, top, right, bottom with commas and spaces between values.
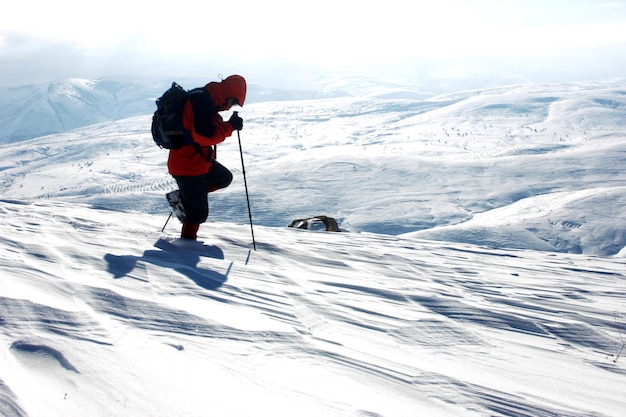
173, 161, 233, 224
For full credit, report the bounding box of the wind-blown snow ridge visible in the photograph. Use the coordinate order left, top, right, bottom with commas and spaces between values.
0, 198, 625, 416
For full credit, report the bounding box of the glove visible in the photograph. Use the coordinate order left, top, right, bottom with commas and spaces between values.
228, 112, 243, 131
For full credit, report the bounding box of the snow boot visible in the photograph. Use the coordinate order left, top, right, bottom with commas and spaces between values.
166, 190, 186, 222
181, 221, 200, 240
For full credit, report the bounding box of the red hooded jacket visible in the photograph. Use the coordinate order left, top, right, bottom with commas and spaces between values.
167, 75, 247, 176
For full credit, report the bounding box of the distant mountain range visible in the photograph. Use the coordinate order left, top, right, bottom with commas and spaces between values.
0, 74, 435, 144
0, 78, 158, 143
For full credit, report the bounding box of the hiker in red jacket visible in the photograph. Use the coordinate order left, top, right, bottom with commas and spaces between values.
166, 75, 247, 240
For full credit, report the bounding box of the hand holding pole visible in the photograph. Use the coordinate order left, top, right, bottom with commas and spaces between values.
235, 112, 256, 251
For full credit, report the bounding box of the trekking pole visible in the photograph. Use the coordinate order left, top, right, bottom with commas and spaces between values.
161, 211, 173, 232
235, 112, 257, 251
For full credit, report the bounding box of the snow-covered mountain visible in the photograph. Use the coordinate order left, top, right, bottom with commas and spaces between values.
1, 78, 626, 416
0, 74, 406, 145
0, 79, 156, 144
1, 80, 625, 255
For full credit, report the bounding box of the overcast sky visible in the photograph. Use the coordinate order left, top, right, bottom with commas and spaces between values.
1, 0, 626, 88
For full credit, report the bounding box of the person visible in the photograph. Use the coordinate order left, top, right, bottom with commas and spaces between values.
166, 75, 247, 240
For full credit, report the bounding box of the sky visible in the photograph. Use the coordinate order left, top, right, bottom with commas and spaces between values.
1, 0, 626, 87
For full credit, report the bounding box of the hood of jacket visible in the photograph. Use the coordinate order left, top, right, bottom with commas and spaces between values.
205, 75, 247, 109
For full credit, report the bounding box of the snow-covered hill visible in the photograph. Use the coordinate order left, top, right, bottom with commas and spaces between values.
1, 81, 625, 255
0, 74, 382, 144
1, 78, 626, 416
0, 199, 624, 417
0, 79, 158, 144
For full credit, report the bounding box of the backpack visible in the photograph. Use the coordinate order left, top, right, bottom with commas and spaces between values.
151, 82, 192, 149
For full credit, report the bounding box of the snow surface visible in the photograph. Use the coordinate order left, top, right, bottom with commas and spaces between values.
1, 80, 625, 255
1, 201, 625, 417
0, 80, 625, 416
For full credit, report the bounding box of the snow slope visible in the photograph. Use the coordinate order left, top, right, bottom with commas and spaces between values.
1, 80, 626, 415
0, 79, 160, 144
0, 199, 625, 417
1, 81, 625, 255
0, 75, 361, 145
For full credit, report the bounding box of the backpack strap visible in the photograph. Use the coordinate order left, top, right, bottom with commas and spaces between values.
188, 88, 217, 138
185, 88, 217, 161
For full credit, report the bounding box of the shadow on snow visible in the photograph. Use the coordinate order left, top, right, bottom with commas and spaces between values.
104, 238, 229, 290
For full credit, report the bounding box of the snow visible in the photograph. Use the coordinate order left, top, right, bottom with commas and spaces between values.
3, 81, 625, 254
0, 79, 625, 416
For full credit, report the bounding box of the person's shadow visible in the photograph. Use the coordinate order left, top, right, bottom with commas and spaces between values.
104, 239, 229, 290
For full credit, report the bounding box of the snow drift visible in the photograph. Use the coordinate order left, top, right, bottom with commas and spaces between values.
0, 199, 625, 416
